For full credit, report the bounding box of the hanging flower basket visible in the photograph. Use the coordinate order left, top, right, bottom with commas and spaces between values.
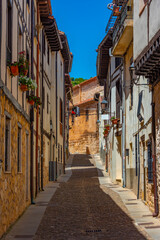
72, 110, 76, 115
113, 6, 120, 16
111, 117, 118, 125
10, 63, 19, 76
104, 134, 108, 138
27, 95, 41, 106
28, 99, 34, 105
20, 84, 28, 92
18, 76, 37, 91
104, 129, 108, 135
104, 125, 110, 131
18, 51, 29, 76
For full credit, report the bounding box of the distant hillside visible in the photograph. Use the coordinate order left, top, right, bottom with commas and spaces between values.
71, 77, 86, 86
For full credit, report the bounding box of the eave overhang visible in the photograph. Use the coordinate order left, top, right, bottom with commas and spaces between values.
38, 0, 52, 17
96, 33, 112, 86
135, 31, 160, 80
59, 31, 72, 74
40, 16, 62, 51
65, 74, 73, 102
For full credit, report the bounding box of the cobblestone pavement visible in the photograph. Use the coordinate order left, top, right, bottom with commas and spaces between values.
34, 154, 150, 240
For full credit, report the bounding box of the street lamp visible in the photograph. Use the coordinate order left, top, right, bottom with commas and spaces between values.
101, 99, 108, 114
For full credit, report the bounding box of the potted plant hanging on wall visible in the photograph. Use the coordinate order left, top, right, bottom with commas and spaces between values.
27, 95, 41, 106
111, 116, 118, 125
104, 124, 110, 131
18, 51, 29, 76
9, 62, 19, 76
19, 76, 37, 92
113, 6, 120, 16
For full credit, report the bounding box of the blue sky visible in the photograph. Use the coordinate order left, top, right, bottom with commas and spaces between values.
51, 0, 111, 80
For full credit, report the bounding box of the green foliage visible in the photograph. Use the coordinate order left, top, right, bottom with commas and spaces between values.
71, 77, 86, 86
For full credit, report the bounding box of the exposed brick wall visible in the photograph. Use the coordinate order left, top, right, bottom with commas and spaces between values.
69, 77, 103, 155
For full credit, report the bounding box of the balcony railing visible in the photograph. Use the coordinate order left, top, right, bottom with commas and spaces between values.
112, 2, 133, 45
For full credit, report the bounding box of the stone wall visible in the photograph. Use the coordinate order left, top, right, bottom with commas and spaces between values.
69, 77, 103, 155
69, 103, 99, 154
0, 94, 31, 238
153, 82, 160, 214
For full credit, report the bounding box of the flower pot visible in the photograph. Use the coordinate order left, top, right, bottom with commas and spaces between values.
113, 7, 120, 16
19, 65, 28, 76
104, 130, 108, 135
112, 119, 118, 125
104, 134, 108, 137
105, 126, 110, 131
10, 65, 19, 76
20, 84, 28, 92
28, 99, 34, 105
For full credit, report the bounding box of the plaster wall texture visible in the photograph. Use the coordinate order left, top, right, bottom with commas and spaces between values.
125, 42, 153, 209
133, 0, 148, 60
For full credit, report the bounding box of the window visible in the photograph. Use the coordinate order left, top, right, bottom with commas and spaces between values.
130, 84, 133, 109
42, 32, 46, 55
86, 109, 89, 121
116, 80, 122, 119
17, 126, 22, 172
47, 45, 49, 65
60, 99, 63, 135
61, 145, 62, 163
58, 144, 60, 162
135, 135, 138, 176
5, 116, 11, 172
115, 58, 121, 69
26, 133, 29, 200
148, 140, 153, 183
7, 0, 12, 63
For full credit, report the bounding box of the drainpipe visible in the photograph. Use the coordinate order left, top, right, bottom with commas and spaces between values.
152, 86, 159, 217
35, 1, 40, 195
122, 58, 126, 188
41, 31, 44, 191
30, 0, 35, 204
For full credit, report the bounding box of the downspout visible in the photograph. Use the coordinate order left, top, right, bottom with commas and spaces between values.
30, 0, 34, 203
152, 86, 159, 217
35, 0, 40, 195
41, 31, 44, 191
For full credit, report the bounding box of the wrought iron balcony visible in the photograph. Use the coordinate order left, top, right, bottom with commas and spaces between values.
112, 1, 133, 50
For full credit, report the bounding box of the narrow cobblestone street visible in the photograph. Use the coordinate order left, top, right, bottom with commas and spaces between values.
33, 155, 149, 240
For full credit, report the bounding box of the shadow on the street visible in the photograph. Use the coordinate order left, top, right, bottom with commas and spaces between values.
34, 154, 148, 240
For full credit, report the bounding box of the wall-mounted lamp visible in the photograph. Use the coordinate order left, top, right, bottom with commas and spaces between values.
101, 99, 108, 114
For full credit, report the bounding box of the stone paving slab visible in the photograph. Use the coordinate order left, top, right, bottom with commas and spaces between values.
93, 154, 160, 240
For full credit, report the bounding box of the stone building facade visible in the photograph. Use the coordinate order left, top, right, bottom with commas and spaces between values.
97, 0, 157, 215
0, 0, 73, 237
69, 77, 103, 154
